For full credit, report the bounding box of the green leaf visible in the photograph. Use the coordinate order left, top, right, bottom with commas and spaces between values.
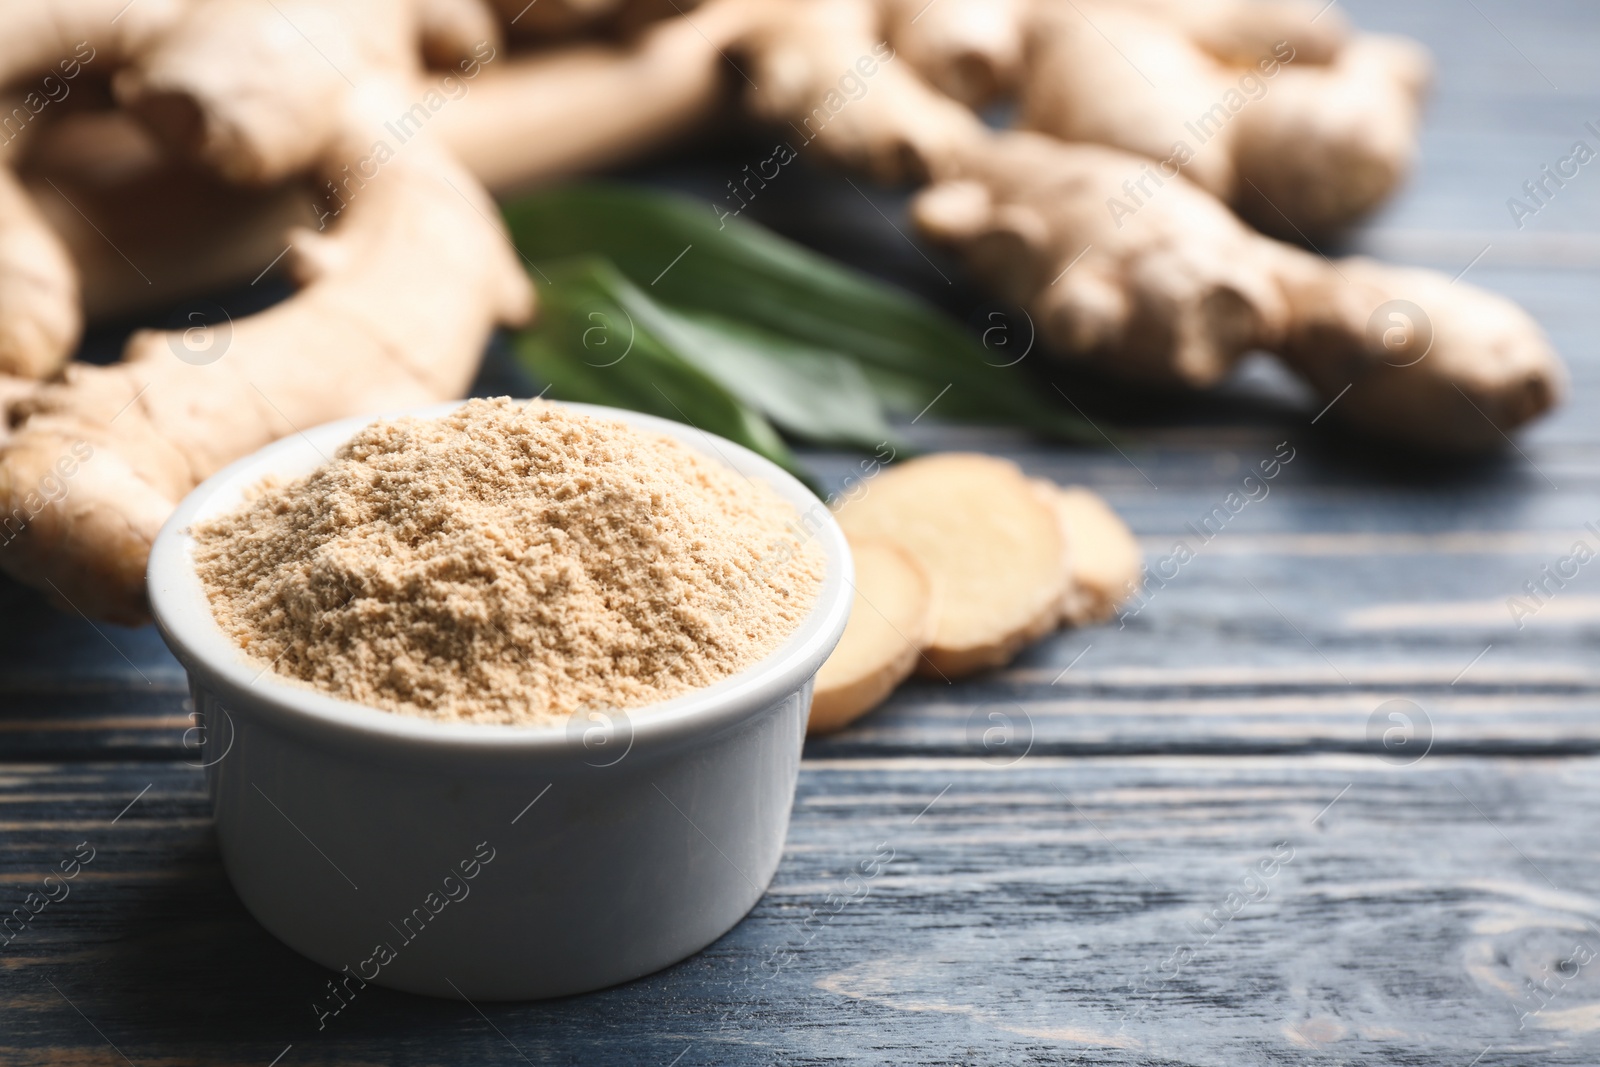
663, 310, 899, 451
510, 258, 813, 486
502, 183, 1096, 442
517, 256, 901, 463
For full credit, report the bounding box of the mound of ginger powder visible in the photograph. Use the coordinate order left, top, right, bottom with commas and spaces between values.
193, 398, 826, 725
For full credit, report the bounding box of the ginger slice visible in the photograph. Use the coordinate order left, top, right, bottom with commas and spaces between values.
834, 453, 1068, 678
1032, 480, 1143, 625
810, 536, 934, 735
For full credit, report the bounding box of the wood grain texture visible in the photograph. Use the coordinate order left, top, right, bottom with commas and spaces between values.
2, 758, 1598, 1065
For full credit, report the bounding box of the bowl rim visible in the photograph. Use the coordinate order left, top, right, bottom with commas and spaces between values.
146, 398, 853, 756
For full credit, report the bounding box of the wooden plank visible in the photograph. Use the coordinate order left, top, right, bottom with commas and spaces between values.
2, 756, 1598, 1064
806, 685, 1600, 759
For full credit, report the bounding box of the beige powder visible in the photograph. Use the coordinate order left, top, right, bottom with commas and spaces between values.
193, 398, 825, 725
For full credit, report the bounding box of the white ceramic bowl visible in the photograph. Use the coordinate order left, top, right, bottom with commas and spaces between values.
147, 401, 852, 1001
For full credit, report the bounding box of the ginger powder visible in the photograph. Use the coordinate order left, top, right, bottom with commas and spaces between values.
193, 398, 825, 725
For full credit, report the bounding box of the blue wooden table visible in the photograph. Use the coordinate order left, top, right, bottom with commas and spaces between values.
5, 1, 1600, 1063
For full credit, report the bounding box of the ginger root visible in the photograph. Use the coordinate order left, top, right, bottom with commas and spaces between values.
876, 0, 1429, 237
16, 10, 744, 318
730, 0, 1556, 449
19, 110, 317, 320
435, 3, 745, 193
874, 0, 1027, 107
911, 132, 1562, 450
1276, 257, 1562, 449
0, 0, 531, 622
733, 0, 986, 184
0, 166, 79, 377
1016, 0, 1430, 237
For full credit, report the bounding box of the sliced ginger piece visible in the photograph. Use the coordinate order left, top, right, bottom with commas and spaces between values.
834, 453, 1068, 678
810, 537, 934, 735
1033, 480, 1143, 625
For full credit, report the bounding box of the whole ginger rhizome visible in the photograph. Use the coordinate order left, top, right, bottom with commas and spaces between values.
194, 399, 824, 725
